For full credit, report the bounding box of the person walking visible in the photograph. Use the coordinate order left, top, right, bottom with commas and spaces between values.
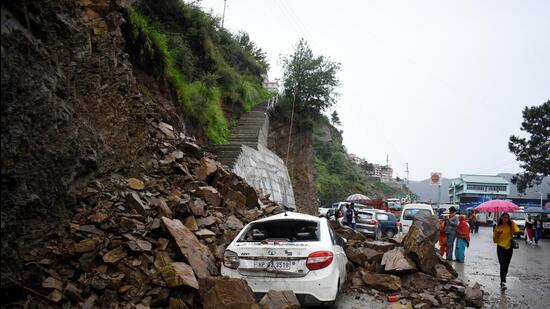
524, 216, 534, 245
445, 206, 459, 261
346, 203, 358, 230
468, 211, 477, 233
534, 214, 543, 245
455, 215, 470, 262
493, 212, 520, 291
438, 218, 447, 256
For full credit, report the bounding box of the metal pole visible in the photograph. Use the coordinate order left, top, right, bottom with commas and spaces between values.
221, 0, 227, 28
437, 184, 441, 212
538, 191, 543, 209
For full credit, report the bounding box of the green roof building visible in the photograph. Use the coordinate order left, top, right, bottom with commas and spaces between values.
449, 174, 510, 204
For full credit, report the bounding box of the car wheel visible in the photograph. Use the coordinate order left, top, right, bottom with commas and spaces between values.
385, 230, 395, 239
376, 229, 382, 240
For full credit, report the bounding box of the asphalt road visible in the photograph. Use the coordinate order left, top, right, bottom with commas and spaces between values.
453, 226, 550, 309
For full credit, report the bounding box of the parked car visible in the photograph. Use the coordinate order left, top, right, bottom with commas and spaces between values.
221, 212, 348, 306
374, 212, 399, 240
399, 204, 435, 234
318, 204, 333, 217
509, 211, 527, 237
330, 202, 371, 223
355, 209, 379, 238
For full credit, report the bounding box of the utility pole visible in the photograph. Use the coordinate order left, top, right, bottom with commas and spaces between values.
221, 0, 227, 28
536, 191, 543, 208
386, 154, 389, 166
405, 163, 409, 184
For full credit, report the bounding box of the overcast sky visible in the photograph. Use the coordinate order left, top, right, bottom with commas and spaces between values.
201, 0, 550, 181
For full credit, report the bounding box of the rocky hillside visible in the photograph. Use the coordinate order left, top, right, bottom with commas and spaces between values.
268, 107, 318, 215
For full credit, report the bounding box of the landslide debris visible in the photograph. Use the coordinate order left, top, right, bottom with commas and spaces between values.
2, 117, 292, 308
334, 212, 485, 309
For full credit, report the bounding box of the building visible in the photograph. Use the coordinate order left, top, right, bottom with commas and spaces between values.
374, 164, 393, 183
448, 174, 510, 208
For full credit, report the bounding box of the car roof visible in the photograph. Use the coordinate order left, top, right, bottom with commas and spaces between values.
252, 211, 320, 223
403, 204, 433, 210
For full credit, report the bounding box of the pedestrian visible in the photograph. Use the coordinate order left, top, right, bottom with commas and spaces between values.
468, 211, 477, 233
524, 216, 534, 245
455, 215, 470, 262
346, 203, 358, 230
445, 206, 459, 261
493, 212, 520, 291
533, 214, 543, 245
438, 218, 447, 256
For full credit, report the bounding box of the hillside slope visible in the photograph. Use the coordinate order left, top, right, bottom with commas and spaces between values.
1, 0, 270, 276
313, 117, 411, 207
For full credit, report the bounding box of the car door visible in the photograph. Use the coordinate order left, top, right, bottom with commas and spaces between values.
327, 222, 347, 287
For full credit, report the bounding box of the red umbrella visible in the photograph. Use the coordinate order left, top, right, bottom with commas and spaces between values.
475, 199, 520, 213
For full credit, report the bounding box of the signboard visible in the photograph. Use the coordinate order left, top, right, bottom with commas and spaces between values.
430, 172, 442, 186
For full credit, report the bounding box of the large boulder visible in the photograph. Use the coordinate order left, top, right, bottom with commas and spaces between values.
199, 277, 259, 309
381, 248, 416, 273
161, 217, 218, 278
259, 290, 301, 309
362, 271, 401, 291
365, 241, 395, 252
465, 282, 483, 308
402, 212, 439, 274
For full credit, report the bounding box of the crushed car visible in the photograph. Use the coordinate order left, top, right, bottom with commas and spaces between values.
221, 212, 348, 306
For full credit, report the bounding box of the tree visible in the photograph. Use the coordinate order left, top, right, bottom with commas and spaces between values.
331, 110, 342, 126
281, 39, 340, 119
237, 31, 269, 71
508, 100, 550, 192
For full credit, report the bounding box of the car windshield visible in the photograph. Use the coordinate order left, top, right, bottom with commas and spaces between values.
238, 219, 320, 242
509, 212, 525, 220
403, 209, 432, 221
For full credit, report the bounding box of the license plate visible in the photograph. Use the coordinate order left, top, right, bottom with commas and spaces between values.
253, 260, 291, 270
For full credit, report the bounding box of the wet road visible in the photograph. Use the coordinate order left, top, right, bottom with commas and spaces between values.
453, 226, 550, 308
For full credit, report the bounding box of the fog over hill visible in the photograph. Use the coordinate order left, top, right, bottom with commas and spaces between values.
408, 174, 550, 203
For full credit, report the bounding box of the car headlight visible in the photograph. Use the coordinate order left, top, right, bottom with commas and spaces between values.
223, 250, 240, 269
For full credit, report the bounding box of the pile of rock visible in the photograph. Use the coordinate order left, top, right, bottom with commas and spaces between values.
8, 121, 293, 308
336, 213, 484, 308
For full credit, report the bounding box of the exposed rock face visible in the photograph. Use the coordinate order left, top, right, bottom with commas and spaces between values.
1, 0, 150, 272
362, 271, 402, 291
259, 290, 301, 309
402, 212, 440, 274
268, 110, 317, 214
199, 277, 259, 309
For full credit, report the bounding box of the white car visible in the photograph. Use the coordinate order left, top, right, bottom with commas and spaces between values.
399, 204, 435, 234
221, 212, 348, 306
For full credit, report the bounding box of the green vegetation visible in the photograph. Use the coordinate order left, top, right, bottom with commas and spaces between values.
126, 0, 271, 143
280, 39, 341, 127
508, 100, 550, 192
313, 117, 410, 207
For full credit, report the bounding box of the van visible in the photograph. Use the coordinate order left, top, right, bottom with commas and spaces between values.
433, 204, 459, 218
399, 204, 435, 234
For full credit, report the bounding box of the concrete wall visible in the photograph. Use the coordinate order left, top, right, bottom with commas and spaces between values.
233, 144, 296, 210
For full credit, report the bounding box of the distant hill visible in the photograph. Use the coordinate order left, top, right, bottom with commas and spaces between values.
408, 174, 550, 202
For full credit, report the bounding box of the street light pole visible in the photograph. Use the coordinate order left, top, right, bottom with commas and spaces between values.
536, 191, 543, 209
221, 0, 227, 28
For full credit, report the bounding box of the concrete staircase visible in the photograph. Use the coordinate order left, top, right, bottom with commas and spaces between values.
210, 102, 269, 167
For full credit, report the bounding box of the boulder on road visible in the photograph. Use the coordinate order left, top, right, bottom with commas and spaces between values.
433, 263, 454, 281
402, 212, 439, 274
381, 248, 417, 272
402, 272, 438, 290
362, 271, 401, 291
465, 282, 483, 308
259, 290, 300, 309
199, 277, 258, 309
